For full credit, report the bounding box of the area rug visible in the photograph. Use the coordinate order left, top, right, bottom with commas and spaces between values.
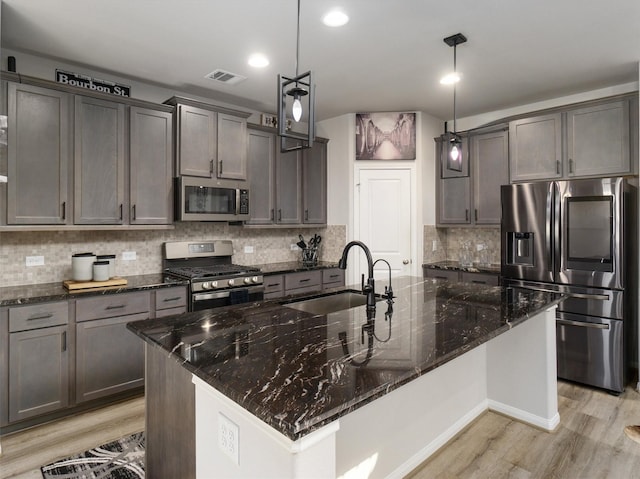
41, 431, 145, 479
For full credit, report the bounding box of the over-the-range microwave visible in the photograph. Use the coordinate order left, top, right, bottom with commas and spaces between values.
175, 176, 249, 222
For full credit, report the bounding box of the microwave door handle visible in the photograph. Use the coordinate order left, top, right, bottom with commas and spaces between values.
235, 189, 241, 215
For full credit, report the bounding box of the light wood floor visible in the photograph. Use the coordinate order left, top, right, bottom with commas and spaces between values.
0, 382, 638, 478
0, 396, 144, 479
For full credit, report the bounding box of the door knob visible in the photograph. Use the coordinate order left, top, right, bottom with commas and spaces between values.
403, 260, 410, 265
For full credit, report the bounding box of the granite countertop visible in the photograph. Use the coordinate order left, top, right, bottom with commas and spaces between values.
0, 274, 187, 307
423, 260, 501, 275
253, 260, 339, 275
127, 276, 563, 441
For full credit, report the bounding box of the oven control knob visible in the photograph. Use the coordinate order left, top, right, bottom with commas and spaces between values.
228, 279, 235, 287
244, 277, 251, 285
211, 281, 218, 289
202, 282, 211, 290
252, 276, 260, 283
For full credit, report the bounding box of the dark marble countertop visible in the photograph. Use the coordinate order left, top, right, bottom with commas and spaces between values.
127, 276, 563, 441
0, 274, 187, 307
253, 260, 340, 275
423, 260, 501, 275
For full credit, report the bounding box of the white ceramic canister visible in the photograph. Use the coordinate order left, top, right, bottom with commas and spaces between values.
96, 254, 116, 278
72, 253, 96, 281
92, 261, 110, 282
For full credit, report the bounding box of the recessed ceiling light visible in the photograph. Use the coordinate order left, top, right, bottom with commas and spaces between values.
440, 72, 461, 85
248, 53, 269, 68
322, 9, 349, 27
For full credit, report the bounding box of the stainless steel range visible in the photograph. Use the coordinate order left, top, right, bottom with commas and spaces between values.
163, 240, 263, 312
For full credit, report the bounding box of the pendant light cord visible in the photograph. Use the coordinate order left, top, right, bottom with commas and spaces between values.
295, 0, 301, 78
453, 43, 457, 134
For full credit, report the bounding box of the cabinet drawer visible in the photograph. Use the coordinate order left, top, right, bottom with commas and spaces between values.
285, 270, 322, 292
264, 275, 284, 295
155, 306, 188, 318
156, 287, 188, 310
460, 272, 500, 285
424, 269, 460, 282
322, 269, 345, 287
76, 291, 150, 322
9, 301, 69, 332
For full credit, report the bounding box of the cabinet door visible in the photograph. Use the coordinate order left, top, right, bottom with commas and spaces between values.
177, 105, 216, 177
217, 113, 247, 180
74, 96, 125, 224
9, 325, 69, 422
7, 83, 71, 224
246, 128, 276, 224
566, 100, 630, 177
472, 129, 508, 224
302, 141, 327, 224
75, 313, 146, 403
437, 176, 471, 225
275, 146, 302, 224
439, 135, 470, 179
130, 106, 173, 224
509, 113, 562, 182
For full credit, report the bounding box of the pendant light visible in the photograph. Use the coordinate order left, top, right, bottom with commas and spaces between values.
443, 33, 467, 170
277, 0, 315, 152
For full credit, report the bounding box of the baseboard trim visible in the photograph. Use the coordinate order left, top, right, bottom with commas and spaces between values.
387, 400, 489, 479
488, 399, 560, 431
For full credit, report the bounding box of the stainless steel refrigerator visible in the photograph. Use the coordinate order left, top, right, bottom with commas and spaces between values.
501, 177, 637, 393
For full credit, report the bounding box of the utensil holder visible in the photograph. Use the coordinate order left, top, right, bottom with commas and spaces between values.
302, 247, 318, 266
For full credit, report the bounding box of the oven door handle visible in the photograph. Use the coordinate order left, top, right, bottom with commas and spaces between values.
193, 286, 264, 302
556, 318, 609, 330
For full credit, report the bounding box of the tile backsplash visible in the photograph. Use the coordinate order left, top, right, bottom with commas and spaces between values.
423, 225, 500, 265
0, 224, 346, 287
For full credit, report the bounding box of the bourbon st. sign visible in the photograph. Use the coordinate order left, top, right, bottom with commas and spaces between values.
55, 69, 131, 97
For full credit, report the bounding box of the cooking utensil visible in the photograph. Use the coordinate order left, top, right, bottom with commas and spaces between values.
297, 234, 307, 249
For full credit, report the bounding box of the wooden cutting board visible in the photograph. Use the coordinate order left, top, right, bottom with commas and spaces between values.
63, 277, 128, 290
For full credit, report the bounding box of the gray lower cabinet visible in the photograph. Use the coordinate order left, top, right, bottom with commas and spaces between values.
322, 268, 345, 289
74, 95, 126, 224
263, 274, 285, 299
7, 301, 70, 422
7, 82, 71, 225
154, 286, 188, 318
424, 267, 499, 286
285, 270, 323, 295
75, 292, 149, 403
263, 268, 344, 300
129, 106, 174, 224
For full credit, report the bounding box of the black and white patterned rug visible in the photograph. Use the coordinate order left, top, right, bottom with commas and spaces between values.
41, 432, 145, 479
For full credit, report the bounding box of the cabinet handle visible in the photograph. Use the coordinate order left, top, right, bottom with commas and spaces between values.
132, 204, 136, 220
27, 313, 54, 321
61, 201, 66, 220
268, 283, 281, 287
219, 160, 223, 176
465, 209, 469, 221
163, 296, 182, 302
329, 274, 339, 279
556, 160, 560, 174
300, 278, 311, 283
569, 158, 574, 173
270, 209, 274, 221
62, 331, 67, 352
105, 304, 126, 310
471, 280, 486, 284
305, 209, 309, 221
210, 159, 214, 174
278, 209, 282, 221
119, 204, 123, 221
474, 209, 478, 221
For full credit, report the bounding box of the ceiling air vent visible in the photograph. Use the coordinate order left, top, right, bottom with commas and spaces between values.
205, 69, 247, 85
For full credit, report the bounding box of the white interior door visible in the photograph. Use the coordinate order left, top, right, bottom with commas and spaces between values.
354, 168, 412, 284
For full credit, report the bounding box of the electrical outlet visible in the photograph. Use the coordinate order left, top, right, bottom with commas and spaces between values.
290, 243, 299, 251
218, 413, 239, 465
476, 243, 485, 251
122, 251, 137, 261
25, 255, 44, 267
432, 240, 437, 252
244, 245, 254, 254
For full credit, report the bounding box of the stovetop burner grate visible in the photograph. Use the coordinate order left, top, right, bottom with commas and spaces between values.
165, 264, 261, 280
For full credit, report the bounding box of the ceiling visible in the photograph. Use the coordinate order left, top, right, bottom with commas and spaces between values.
2, 0, 639, 122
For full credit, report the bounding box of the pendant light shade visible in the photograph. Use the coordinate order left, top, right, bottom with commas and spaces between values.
277, 0, 315, 152
443, 33, 467, 169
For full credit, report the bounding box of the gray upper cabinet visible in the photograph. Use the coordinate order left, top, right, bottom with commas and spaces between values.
176, 104, 216, 177
217, 113, 247, 180
168, 97, 250, 181
275, 144, 303, 224
566, 100, 629, 177
246, 128, 276, 224
437, 136, 471, 225
471, 129, 509, 224
440, 134, 470, 179
7, 83, 71, 225
130, 106, 173, 224
302, 139, 327, 224
509, 113, 562, 182
74, 95, 126, 224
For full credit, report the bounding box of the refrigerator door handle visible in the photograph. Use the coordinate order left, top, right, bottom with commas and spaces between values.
567, 292, 610, 301
546, 182, 554, 274
556, 318, 609, 330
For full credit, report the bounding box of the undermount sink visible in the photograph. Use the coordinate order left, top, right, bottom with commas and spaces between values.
283, 289, 382, 315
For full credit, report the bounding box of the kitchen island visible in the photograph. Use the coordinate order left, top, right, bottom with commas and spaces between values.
127, 276, 564, 479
